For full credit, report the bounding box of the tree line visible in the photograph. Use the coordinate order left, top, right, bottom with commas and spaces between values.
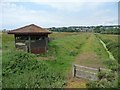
48, 26, 120, 34
93, 26, 120, 34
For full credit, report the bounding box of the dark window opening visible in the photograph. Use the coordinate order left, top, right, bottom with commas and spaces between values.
16, 36, 28, 40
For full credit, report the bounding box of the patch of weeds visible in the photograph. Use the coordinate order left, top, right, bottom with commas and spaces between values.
75, 43, 84, 49
69, 50, 78, 56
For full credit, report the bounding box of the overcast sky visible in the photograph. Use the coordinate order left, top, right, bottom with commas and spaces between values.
0, 0, 119, 30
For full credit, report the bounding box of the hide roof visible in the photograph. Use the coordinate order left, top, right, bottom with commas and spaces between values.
8, 24, 51, 34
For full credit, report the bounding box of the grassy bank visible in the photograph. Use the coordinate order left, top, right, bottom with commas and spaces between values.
97, 34, 119, 62
86, 33, 119, 88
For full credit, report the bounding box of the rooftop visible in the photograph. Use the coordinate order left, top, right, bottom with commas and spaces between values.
8, 24, 52, 34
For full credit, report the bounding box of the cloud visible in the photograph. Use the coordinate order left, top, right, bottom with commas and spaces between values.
1, 2, 64, 29
2, 0, 120, 2
1, 1, 118, 29
25, 0, 119, 12
32, 2, 86, 12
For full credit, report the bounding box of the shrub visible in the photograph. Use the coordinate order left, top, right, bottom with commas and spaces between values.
87, 70, 118, 88
103, 60, 118, 71
87, 58, 119, 88
2, 50, 66, 88
69, 50, 78, 56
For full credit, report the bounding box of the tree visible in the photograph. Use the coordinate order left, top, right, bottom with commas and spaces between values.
94, 26, 102, 33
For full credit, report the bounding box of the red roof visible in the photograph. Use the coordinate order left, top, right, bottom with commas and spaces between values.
8, 24, 52, 34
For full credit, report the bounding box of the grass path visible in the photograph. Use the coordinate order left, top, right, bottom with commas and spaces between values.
66, 33, 109, 88
75, 33, 109, 68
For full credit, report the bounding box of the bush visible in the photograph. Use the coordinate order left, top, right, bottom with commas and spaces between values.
69, 50, 78, 56
2, 50, 66, 88
87, 69, 118, 88
103, 60, 118, 71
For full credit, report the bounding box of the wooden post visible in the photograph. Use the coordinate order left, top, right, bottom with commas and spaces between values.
73, 65, 74, 77
14, 35, 17, 48
45, 36, 48, 51
73, 65, 76, 77
98, 67, 101, 80
98, 67, 101, 72
28, 35, 31, 53
44, 37, 47, 52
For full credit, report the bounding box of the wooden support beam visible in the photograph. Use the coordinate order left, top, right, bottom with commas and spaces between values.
28, 35, 31, 53
45, 37, 48, 52
73, 65, 76, 77
14, 35, 17, 48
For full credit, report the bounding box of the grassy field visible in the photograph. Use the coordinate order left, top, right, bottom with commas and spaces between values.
2, 32, 119, 88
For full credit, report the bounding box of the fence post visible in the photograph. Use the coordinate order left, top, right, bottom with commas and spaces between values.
98, 67, 101, 72
73, 65, 76, 77
98, 67, 101, 80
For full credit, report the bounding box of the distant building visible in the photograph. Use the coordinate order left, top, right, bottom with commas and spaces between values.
8, 24, 52, 54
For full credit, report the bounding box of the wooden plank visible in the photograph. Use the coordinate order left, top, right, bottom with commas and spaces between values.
74, 64, 98, 71
76, 69, 97, 75
73, 64, 110, 81
74, 64, 110, 71
72, 65, 75, 77
76, 73, 98, 81
16, 42, 26, 45
75, 69, 98, 80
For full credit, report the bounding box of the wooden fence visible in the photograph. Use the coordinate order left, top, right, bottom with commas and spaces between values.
73, 64, 109, 81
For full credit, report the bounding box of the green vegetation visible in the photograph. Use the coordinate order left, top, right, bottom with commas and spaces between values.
49, 32, 79, 39
2, 32, 90, 88
49, 27, 81, 32
2, 32, 119, 88
97, 34, 119, 62
74, 34, 109, 68
2, 33, 14, 52
42, 33, 91, 76
94, 26, 120, 34
3, 51, 65, 88
86, 33, 119, 88
98, 34, 119, 89
87, 70, 118, 88
0, 33, 2, 89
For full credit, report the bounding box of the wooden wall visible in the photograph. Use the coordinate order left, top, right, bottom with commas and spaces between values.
15, 34, 49, 54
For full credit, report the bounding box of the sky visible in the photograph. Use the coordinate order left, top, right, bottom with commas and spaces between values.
0, 0, 119, 30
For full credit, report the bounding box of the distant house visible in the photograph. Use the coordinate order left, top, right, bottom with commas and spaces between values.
8, 24, 52, 54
